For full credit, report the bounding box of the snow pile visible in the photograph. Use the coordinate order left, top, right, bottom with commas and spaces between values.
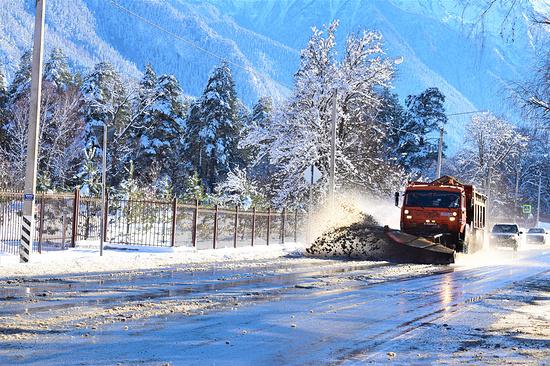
306, 214, 393, 258
306, 193, 403, 259
0, 243, 304, 279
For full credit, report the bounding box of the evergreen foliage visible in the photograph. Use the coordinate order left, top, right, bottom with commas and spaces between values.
184, 62, 246, 192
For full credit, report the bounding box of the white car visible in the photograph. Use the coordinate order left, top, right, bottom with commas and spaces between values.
490, 223, 523, 251
526, 227, 547, 245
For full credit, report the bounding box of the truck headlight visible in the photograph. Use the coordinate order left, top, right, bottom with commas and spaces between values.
404, 209, 410, 214
406, 215, 412, 219
449, 217, 456, 222
452, 212, 457, 217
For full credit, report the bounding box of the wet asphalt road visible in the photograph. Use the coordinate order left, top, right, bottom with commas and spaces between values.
0, 246, 549, 365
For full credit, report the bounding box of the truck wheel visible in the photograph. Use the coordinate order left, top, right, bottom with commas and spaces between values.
457, 226, 470, 254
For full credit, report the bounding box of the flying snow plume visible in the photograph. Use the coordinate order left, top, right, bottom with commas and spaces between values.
305, 191, 400, 243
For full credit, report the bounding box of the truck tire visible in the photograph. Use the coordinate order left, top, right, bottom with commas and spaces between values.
457, 225, 472, 254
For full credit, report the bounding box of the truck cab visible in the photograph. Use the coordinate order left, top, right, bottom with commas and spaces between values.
398, 176, 486, 252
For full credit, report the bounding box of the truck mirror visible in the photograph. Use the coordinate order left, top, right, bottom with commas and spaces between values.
395, 192, 399, 207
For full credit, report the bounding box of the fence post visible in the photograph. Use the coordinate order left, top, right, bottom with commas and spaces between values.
294, 210, 298, 243
71, 187, 80, 248
61, 215, 66, 250
233, 205, 239, 248
266, 207, 271, 246
170, 197, 177, 247
102, 190, 109, 242
281, 207, 286, 244
251, 206, 256, 247
38, 194, 45, 254
213, 204, 218, 249
192, 199, 198, 248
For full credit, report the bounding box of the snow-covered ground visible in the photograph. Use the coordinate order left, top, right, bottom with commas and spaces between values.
0, 242, 304, 279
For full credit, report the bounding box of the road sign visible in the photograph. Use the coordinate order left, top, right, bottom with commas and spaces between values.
23, 193, 35, 201
522, 204, 532, 214
303, 165, 322, 185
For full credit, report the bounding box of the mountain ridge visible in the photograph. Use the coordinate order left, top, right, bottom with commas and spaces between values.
0, 0, 542, 151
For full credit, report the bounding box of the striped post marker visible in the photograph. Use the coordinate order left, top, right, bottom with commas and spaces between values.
20, 216, 33, 263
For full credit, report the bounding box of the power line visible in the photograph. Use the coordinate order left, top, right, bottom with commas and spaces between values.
108, 1, 488, 139
107, 0, 292, 89
447, 110, 486, 116
374, 110, 486, 139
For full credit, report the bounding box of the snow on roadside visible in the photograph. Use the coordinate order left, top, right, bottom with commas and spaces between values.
0, 242, 305, 279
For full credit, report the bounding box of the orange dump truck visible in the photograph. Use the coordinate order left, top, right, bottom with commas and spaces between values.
397, 176, 487, 253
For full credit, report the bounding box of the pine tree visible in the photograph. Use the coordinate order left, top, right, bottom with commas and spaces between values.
138, 71, 186, 186
384, 87, 448, 178
241, 96, 276, 198
81, 62, 132, 187
182, 171, 206, 203
184, 62, 244, 192
77, 147, 102, 196
215, 167, 264, 209
9, 50, 32, 102
44, 48, 74, 90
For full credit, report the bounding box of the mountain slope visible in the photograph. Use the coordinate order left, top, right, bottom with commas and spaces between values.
0, 0, 542, 150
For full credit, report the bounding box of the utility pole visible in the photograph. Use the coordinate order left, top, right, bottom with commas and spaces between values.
436, 127, 444, 179
537, 170, 542, 225
328, 90, 337, 205
20, 0, 46, 263
307, 165, 313, 244
100, 123, 107, 256
514, 162, 519, 223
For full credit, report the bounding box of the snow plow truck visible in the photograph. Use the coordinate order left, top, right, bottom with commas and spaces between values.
396, 176, 487, 254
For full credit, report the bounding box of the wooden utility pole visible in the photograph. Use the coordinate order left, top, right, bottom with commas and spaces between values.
328, 90, 337, 204
20, 0, 46, 263
537, 171, 542, 225
436, 127, 444, 179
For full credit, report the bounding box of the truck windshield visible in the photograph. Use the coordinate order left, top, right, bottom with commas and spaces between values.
405, 190, 460, 208
492, 225, 518, 233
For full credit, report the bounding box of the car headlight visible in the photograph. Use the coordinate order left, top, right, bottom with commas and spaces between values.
404, 209, 409, 214
452, 212, 457, 217
406, 215, 412, 219
449, 217, 456, 222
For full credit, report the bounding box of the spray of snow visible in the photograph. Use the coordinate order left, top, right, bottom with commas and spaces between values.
454, 243, 549, 269
306, 191, 400, 243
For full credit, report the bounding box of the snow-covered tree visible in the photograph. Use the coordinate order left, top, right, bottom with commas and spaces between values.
1, 63, 84, 191
184, 62, 245, 192
384, 87, 448, 178
215, 167, 263, 209
0, 66, 8, 147
44, 48, 74, 91
246, 21, 402, 207
78, 147, 102, 196
182, 171, 206, 203
8, 50, 32, 102
135, 66, 186, 188
451, 112, 528, 215
80, 62, 135, 187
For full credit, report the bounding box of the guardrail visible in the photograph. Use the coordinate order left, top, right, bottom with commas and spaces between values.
0, 189, 303, 255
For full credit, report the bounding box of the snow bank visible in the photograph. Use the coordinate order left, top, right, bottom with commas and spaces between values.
0, 242, 304, 279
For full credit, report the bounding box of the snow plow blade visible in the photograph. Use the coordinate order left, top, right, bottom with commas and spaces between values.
384, 229, 455, 265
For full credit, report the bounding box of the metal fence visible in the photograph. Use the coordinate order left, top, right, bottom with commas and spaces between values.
0, 190, 303, 255
0, 191, 75, 255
